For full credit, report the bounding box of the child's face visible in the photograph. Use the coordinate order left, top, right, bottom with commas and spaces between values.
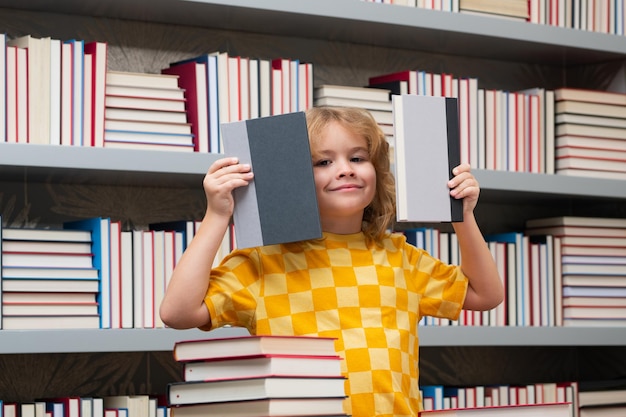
311, 121, 376, 232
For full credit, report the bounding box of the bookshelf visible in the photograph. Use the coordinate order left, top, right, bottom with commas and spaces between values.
0, 142, 216, 186
0, 0, 625, 406
1, 0, 625, 64
0, 326, 625, 355
1, 142, 624, 204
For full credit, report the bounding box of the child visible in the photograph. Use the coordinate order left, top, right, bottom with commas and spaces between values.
160, 106, 503, 417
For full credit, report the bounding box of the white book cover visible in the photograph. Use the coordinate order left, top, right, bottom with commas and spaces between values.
392, 94, 463, 223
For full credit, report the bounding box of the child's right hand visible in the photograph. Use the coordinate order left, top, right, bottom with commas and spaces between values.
203, 157, 254, 219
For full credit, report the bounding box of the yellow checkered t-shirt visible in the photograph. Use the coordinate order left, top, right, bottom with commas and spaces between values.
205, 231, 469, 417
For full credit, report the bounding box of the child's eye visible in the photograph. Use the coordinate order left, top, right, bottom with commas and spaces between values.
315, 159, 331, 167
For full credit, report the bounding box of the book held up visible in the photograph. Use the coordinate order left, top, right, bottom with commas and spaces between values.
392, 94, 463, 223
221, 112, 322, 249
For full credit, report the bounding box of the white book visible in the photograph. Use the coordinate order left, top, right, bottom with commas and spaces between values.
109, 221, 122, 329
49, 38, 61, 145
132, 230, 144, 328
142, 230, 155, 328
120, 230, 134, 328
0, 34, 5, 142
152, 229, 166, 328
60, 42, 73, 146
392, 94, 463, 223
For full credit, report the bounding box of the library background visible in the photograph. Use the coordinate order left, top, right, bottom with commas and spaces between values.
0, 0, 625, 416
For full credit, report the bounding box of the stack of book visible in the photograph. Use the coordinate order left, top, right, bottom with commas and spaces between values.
166, 334, 349, 416
553, 88, 626, 180
525, 216, 626, 327
1, 224, 101, 330
458, 0, 529, 21
313, 84, 394, 139
103, 70, 195, 153
578, 383, 626, 416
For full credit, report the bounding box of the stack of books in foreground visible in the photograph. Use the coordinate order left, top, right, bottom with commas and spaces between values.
167, 334, 349, 417
554, 88, 626, 180
525, 216, 626, 327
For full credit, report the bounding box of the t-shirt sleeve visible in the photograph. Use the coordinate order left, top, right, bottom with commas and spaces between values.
200, 248, 261, 333
410, 245, 469, 321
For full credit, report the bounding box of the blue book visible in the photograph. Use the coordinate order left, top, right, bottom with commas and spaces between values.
421, 385, 444, 410
149, 220, 196, 251
65, 217, 111, 328
181, 53, 222, 153
404, 227, 426, 250
65, 39, 84, 146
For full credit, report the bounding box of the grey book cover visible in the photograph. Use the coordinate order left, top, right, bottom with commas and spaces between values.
221, 112, 322, 249
392, 94, 463, 223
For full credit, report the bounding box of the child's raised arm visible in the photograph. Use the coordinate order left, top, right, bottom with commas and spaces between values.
448, 163, 504, 311
159, 157, 253, 329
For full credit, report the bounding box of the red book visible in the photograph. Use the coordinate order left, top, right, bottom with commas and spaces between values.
163, 61, 209, 152
369, 70, 417, 94
5, 45, 18, 143
271, 58, 291, 115
42, 397, 81, 417
84, 41, 108, 147
369, 69, 412, 85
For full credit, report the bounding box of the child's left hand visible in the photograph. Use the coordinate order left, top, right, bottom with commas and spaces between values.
447, 163, 479, 214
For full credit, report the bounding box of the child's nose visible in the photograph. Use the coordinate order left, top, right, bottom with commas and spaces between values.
337, 160, 355, 177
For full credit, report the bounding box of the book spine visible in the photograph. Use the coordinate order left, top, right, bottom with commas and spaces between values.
445, 97, 464, 222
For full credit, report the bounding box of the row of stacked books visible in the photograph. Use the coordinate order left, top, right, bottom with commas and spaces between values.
161, 52, 313, 154
420, 380, 626, 417
0, 395, 169, 417
420, 380, 578, 415
166, 334, 349, 417
3, 32, 623, 178
553, 88, 626, 180
313, 84, 394, 138
525, 216, 626, 328
0, 217, 233, 330
366, 69, 557, 175
362, 0, 626, 36
103, 70, 194, 153
405, 215, 626, 328
1, 377, 623, 417
3, 214, 621, 331
315, 67, 625, 181
0, 33, 313, 153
